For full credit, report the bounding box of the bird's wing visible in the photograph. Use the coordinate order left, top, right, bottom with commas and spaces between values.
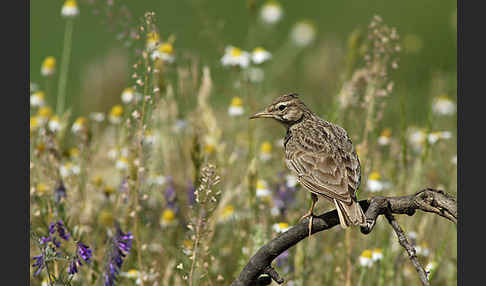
286, 123, 360, 204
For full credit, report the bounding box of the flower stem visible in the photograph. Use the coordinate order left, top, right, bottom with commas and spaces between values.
56, 19, 74, 115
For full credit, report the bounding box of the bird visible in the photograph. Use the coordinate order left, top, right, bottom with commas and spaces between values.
250, 93, 366, 235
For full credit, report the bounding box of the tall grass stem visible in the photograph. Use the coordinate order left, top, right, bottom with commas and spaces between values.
56, 19, 74, 115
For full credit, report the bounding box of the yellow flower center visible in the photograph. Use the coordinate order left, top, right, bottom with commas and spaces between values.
98, 210, 114, 227
253, 47, 266, 53
159, 43, 174, 54
277, 222, 289, 229
380, 128, 391, 137
36, 183, 48, 194
127, 269, 139, 278
256, 180, 267, 190
260, 142, 272, 153
221, 205, 234, 217
30, 117, 39, 130
92, 175, 103, 187
369, 171, 381, 181
110, 105, 123, 117
42, 57, 56, 69
231, 97, 243, 107
122, 87, 134, 95
74, 117, 87, 126
183, 239, 193, 248
104, 186, 115, 195
118, 156, 129, 163
373, 248, 383, 254
38, 107, 53, 118
50, 115, 60, 123
33, 91, 45, 100
231, 48, 242, 57
68, 148, 79, 158
360, 249, 373, 259
162, 209, 175, 222
63, 0, 78, 8
146, 32, 160, 44
204, 144, 215, 154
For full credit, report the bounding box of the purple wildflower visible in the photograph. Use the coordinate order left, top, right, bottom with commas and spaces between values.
68, 258, 79, 275
32, 255, 44, 276
54, 220, 71, 241
187, 180, 196, 205
275, 250, 293, 274
272, 173, 298, 216
164, 176, 178, 210
40, 235, 61, 248
54, 181, 67, 203
77, 242, 93, 263
68, 241, 92, 275
104, 224, 134, 286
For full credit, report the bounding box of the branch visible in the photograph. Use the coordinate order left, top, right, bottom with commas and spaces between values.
230, 188, 456, 286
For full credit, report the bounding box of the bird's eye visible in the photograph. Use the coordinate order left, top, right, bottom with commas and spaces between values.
278, 105, 286, 111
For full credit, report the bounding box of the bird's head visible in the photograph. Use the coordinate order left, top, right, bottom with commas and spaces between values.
250, 93, 312, 125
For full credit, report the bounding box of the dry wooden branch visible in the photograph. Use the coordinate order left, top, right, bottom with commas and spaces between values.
230, 188, 457, 286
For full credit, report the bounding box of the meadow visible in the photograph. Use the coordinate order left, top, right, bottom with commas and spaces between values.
30, 1, 457, 285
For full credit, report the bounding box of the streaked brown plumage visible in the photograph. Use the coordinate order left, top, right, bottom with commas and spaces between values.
250, 93, 366, 232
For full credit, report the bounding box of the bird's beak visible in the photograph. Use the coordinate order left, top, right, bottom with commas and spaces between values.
249, 111, 273, 119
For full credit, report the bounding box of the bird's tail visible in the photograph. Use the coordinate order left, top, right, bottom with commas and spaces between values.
334, 199, 366, 229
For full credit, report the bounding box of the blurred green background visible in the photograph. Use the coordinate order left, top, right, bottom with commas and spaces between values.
30, 0, 456, 123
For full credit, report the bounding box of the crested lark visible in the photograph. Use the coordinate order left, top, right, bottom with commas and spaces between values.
250, 93, 366, 234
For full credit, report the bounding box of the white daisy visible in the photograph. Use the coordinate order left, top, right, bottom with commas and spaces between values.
41, 57, 56, 76
260, 1, 283, 25
259, 141, 273, 162
30, 91, 45, 107
245, 67, 265, 83
61, 0, 80, 18
372, 248, 383, 261
121, 88, 136, 104
290, 21, 316, 47
256, 180, 272, 200
146, 32, 160, 51
116, 157, 130, 171
432, 96, 456, 115
427, 131, 452, 144
377, 128, 392, 146
285, 174, 298, 188
151, 43, 175, 63
359, 250, 373, 267
48, 116, 62, 132
221, 46, 250, 68
71, 117, 87, 134
228, 97, 244, 116
251, 47, 272, 64
89, 112, 105, 122
272, 222, 290, 233
408, 127, 427, 151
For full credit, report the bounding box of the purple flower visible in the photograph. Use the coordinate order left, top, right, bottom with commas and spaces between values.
54, 220, 71, 241
272, 173, 297, 216
32, 255, 44, 276
54, 181, 67, 203
187, 180, 196, 205
104, 224, 134, 286
68, 259, 79, 275
77, 242, 93, 263
164, 176, 178, 210
275, 250, 293, 274
40, 235, 61, 248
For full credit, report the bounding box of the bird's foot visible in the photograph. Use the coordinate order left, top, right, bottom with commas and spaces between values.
299, 211, 315, 238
